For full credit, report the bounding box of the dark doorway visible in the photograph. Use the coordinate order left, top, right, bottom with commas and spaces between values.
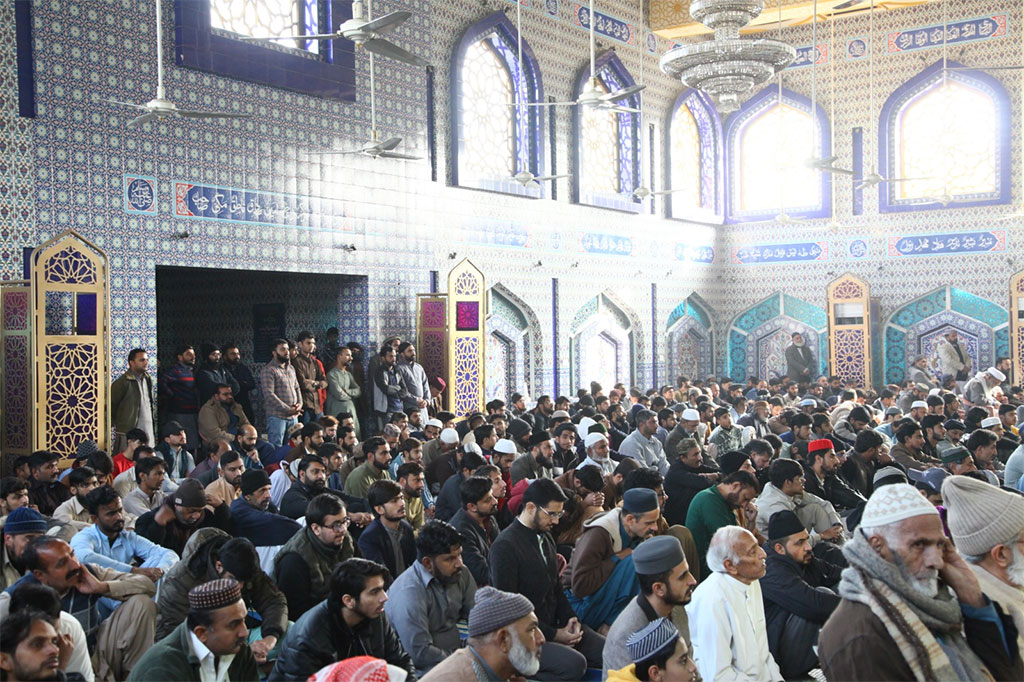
156, 265, 368, 429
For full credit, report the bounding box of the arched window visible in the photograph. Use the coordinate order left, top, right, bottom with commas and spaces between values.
879, 60, 1010, 212
667, 90, 723, 223
452, 12, 545, 196
725, 86, 831, 223
574, 53, 641, 212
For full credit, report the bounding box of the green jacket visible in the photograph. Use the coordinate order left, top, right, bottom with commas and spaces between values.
110, 370, 156, 435
685, 485, 737, 577
343, 459, 391, 498
156, 528, 288, 641
126, 621, 259, 682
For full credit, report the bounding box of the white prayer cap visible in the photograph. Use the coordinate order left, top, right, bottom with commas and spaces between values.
426, 418, 443, 429
493, 438, 516, 455
440, 428, 459, 444
928, 388, 942, 397
986, 367, 1006, 382
980, 416, 1001, 429
681, 409, 700, 421
584, 432, 607, 449
464, 442, 483, 456
861, 483, 938, 528
910, 400, 928, 409
577, 417, 595, 436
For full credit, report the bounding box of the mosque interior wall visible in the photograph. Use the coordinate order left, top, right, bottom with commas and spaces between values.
0, 0, 1021, 396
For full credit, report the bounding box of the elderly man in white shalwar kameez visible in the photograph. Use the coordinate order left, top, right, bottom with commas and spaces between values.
685, 525, 782, 682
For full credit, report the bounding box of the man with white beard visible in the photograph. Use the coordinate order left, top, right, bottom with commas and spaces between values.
420, 586, 544, 681
943, 474, 1024, 655
818, 483, 1024, 680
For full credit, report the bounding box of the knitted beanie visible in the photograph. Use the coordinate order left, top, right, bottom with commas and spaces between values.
942, 474, 1024, 556
467, 586, 534, 637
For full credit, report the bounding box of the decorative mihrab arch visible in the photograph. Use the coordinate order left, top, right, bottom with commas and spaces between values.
666, 294, 714, 383
570, 291, 645, 391
883, 286, 1008, 385
726, 293, 828, 381
485, 284, 542, 402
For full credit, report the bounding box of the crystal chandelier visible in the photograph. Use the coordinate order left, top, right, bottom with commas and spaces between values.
659, 0, 796, 114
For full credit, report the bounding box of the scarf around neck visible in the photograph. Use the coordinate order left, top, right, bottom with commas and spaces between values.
839, 531, 993, 682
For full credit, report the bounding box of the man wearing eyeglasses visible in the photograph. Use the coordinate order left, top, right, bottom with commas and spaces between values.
489, 479, 605, 681
273, 493, 356, 621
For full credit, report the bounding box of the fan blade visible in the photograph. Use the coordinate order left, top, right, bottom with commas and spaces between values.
832, 0, 866, 9
997, 213, 1024, 222
882, 176, 932, 183
523, 101, 577, 107
375, 137, 403, 151
362, 11, 412, 34
127, 112, 157, 127
362, 38, 429, 67
818, 165, 855, 176
533, 174, 571, 182
602, 84, 646, 103
650, 188, 692, 196
106, 98, 148, 110
945, 65, 1024, 72
601, 105, 641, 114
377, 151, 421, 160
177, 110, 251, 120
239, 32, 341, 41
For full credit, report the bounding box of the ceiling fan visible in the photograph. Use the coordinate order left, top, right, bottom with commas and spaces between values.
240, 0, 428, 68
505, 0, 567, 188
803, 0, 855, 177
107, 0, 250, 127
856, 0, 925, 190
512, 171, 571, 189
310, 23, 419, 161
526, 0, 644, 114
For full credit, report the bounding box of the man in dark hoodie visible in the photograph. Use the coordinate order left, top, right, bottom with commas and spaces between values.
195, 343, 239, 408
759, 510, 842, 679
135, 478, 231, 556
155, 530, 287, 664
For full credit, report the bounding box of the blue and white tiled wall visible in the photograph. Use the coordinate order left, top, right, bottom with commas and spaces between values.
1, 0, 1021, 397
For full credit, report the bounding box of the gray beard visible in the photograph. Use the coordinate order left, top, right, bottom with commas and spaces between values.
507, 627, 541, 676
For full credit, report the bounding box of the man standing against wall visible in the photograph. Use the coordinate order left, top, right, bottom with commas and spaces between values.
260, 338, 302, 447
785, 333, 815, 384
292, 331, 326, 424
111, 348, 156, 452
161, 344, 200, 452
222, 343, 256, 424
396, 342, 430, 425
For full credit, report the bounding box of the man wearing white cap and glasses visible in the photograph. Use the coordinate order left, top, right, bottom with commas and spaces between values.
819, 483, 1024, 680
964, 366, 1006, 409
666, 409, 714, 470
943, 474, 1024, 656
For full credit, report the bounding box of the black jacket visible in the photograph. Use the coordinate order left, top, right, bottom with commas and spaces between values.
279, 481, 368, 520
801, 463, 866, 513
135, 501, 231, 556
356, 518, 416, 578
760, 544, 842, 657
196, 363, 239, 406
663, 459, 716, 526
269, 599, 415, 682
449, 509, 498, 587
489, 519, 576, 641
